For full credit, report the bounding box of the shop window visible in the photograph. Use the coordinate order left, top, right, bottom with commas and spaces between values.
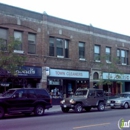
14, 31, 22, 51
94, 45, 101, 62
117, 49, 128, 65
79, 42, 85, 60
93, 72, 99, 79
49, 37, 69, 58
0, 28, 8, 51
28, 33, 36, 54
106, 47, 111, 63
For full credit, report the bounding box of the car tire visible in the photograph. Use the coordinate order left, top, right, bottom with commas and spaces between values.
0, 106, 4, 119
74, 103, 83, 113
85, 107, 91, 112
61, 108, 69, 113
98, 102, 105, 111
34, 105, 44, 116
123, 103, 129, 109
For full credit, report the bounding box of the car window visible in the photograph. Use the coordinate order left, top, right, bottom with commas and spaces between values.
96, 90, 103, 97
14, 90, 27, 98
89, 90, 95, 97
75, 90, 87, 96
28, 90, 37, 98
36, 89, 49, 98
2, 90, 16, 97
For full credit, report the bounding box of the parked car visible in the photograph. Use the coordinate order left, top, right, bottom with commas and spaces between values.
106, 92, 130, 109
0, 88, 52, 119
60, 88, 106, 113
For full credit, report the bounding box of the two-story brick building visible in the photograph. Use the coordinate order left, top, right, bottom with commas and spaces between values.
0, 3, 130, 100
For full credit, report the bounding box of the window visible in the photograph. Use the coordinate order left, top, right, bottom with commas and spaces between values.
0, 28, 7, 51
14, 31, 22, 50
117, 49, 128, 65
94, 45, 100, 61
28, 33, 36, 54
79, 42, 85, 59
49, 37, 69, 58
106, 47, 111, 63
93, 72, 99, 79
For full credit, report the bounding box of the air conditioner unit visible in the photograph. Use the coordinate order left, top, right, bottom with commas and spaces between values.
122, 63, 127, 65
14, 50, 24, 54
79, 58, 85, 61
57, 55, 64, 58
106, 60, 111, 63
95, 60, 100, 62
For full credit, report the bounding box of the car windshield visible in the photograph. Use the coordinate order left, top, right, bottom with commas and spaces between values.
2, 90, 16, 97
117, 94, 130, 98
75, 90, 87, 96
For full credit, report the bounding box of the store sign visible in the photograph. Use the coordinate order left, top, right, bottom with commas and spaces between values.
103, 72, 130, 81
49, 69, 89, 78
16, 66, 42, 78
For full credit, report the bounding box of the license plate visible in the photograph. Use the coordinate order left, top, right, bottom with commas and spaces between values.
64, 105, 67, 108
110, 104, 114, 106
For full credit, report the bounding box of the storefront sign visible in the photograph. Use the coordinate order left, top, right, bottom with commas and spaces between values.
16, 66, 42, 78
103, 72, 130, 81
49, 69, 89, 78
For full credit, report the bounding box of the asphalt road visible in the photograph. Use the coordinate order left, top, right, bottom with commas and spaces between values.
0, 108, 130, 130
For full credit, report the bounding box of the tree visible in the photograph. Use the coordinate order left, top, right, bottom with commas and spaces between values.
0, 37, 26, 91
95, 55, 123, 92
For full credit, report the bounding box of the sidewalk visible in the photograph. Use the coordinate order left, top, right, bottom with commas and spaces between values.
45, 105, 61, 113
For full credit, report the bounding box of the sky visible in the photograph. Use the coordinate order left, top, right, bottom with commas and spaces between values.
0, 0, 130, 36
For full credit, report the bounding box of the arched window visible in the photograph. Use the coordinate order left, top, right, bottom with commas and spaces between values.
93, 72, 99, 79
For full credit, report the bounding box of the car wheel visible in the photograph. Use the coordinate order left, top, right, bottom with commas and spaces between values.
98, 102, 105, 111
35, 105, 44, 116
61, 108, 69, 113
74, 103, 83, 113
0, 106, 4, 119
124, 103, 129, 109
85, 107, 91, 112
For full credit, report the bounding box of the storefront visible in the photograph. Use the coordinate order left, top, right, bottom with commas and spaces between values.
0, 66, 42, 93
47, 68, 89, 100
102, 72, 130, 94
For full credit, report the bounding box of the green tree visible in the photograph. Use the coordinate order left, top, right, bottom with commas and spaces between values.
96, 56, 123, 89
0, 37, 26, 91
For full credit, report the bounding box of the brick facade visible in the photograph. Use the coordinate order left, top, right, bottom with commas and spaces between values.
0, 3, 130, 95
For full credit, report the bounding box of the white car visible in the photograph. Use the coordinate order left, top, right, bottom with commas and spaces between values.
106, 92, 130, 109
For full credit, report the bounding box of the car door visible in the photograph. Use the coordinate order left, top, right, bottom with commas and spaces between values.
87, 90, 97, 106
6, 89, 28, 111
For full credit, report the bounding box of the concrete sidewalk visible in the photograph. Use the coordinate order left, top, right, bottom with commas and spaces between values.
45, 105, 61, 113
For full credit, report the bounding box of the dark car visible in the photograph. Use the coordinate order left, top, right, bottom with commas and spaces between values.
60, 88, 106, 113
0, 88, 52, 118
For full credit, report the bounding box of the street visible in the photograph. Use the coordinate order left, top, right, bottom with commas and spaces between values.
0, 108, 130, 130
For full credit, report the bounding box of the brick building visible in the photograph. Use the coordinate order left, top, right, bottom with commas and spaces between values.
0, 3, 130, 99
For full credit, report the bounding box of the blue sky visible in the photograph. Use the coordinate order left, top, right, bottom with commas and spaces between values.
0, 0, 130, 36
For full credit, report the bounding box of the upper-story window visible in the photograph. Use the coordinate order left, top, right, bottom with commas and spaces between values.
106, 47, 111, 63
117, 49, 128, 65
79, 42, 85, 60
94, 45, 100, 62
14, 31, 22, 51
0, 28, 7, 51
28, 33, 36, 54
49, 37, 69, 58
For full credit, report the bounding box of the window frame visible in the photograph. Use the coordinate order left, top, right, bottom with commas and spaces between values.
78, 42, 85, 60
49, 37, 69, 58
117, 49, 128, 65
0, 28, 8, 51
106, 47, 111, 63
28, 33, 36, 54
94, 45, 101, 62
